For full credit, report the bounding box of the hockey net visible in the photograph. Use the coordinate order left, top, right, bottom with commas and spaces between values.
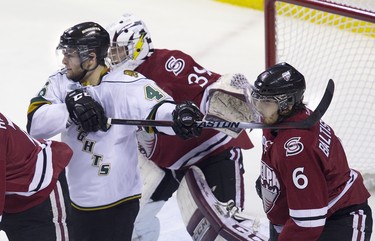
265, 0, 375, 189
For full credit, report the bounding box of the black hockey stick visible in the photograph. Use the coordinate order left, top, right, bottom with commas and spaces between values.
108, 79, 334, 130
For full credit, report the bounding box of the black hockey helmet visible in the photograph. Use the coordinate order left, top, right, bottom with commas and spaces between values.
57, 22, 110, 64
251, 62, 306, 113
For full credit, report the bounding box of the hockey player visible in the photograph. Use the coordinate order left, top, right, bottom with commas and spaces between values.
26, 22, 202, 241
250, 62, 373, 241
106, 13, 254, 240
0, 112, 73, 241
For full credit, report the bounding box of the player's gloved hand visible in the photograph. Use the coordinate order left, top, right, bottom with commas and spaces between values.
172, 101, 203, 140
255, 175, 262, 199
65, 89, 108, 132
269, 223, 281, 241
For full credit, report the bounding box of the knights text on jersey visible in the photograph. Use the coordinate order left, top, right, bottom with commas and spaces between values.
259, 108, 370, 240
0, 112, 72, 216
135, 49, 254, 169
28, 68, 175, 208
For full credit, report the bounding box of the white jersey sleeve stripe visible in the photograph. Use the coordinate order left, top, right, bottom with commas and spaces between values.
29, 141, 54, 193
328, 169, 357, 209
289, 206, 328, 218
6, 141, 54, 197
290, 206, 328, 228
292, 218, 326, 228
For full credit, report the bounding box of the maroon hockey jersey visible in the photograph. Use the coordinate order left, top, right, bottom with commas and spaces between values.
136, 49, 253, 169
259, 108, 370, 240
0, 112, 72, 217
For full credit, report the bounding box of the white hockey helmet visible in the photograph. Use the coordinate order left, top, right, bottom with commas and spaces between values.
106, 13, 154, 70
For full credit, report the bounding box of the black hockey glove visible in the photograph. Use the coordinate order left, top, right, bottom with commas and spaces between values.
172, 101, 203, 140
65, 89, 108, 132
255, 175, 262, 199
269, 223, 281, 241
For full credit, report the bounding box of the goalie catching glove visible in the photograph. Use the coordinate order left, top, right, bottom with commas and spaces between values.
65, 89, 108, 132
172, 101, 203, 140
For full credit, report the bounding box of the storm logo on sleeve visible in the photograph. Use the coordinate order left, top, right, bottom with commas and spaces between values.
260, 161, 280, 213
165, 56, 185, 76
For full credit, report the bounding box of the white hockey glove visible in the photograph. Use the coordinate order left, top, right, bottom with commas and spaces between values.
203, 73, 257, 138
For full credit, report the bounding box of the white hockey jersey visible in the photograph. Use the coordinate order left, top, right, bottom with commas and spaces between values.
27, 68, 175, 209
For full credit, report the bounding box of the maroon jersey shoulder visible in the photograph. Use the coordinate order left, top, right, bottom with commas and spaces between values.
0, 112, 72, 213
136, 49, 221, 104
136, 50, 253, 168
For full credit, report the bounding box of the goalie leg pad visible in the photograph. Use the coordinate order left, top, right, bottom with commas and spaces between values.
176, 166, 269, 241
133, 156, 169, 241
132, 200, 165, 241
138, 155, 166, 206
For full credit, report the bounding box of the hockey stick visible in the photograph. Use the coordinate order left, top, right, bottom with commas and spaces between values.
108, 79, 334, 130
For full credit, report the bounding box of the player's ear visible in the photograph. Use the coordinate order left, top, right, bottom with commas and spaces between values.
89, 52, 96, 60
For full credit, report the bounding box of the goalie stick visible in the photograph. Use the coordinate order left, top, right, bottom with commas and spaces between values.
108, 79, 334, 130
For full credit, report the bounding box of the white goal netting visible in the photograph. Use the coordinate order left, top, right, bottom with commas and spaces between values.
265, 0, 375, 188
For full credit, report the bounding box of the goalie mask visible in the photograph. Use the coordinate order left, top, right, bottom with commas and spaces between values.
250, 62, 306, 123
56, 22, 110, 66
106, 13, 154, 70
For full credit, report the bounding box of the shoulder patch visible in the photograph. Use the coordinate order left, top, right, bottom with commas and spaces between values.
165, 56, 185, 76
123, 70, 139, 78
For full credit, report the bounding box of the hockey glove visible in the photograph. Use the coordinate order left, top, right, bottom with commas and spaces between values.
172, 101, 203, 140
65, 89, 108, 132
255, 175, 262, 199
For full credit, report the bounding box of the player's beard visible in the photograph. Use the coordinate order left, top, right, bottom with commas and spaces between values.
66, 67, 87, 83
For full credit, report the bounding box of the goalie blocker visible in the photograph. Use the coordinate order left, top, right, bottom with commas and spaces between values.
176, 166, 268, 241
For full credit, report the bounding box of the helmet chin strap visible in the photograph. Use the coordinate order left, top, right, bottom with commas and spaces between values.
72, 61, 99, 83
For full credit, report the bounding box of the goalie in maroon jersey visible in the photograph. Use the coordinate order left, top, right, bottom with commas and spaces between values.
250, 62, 372, 241
106, 13, 255, 241
0, 112, 73, 241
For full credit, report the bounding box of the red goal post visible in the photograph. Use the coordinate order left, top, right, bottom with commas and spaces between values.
264, 0, 375, 188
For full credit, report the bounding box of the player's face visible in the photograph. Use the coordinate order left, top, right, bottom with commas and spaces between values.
108, 43, 128, 65
61, 48, 86, 81
251, 95, 279, 125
